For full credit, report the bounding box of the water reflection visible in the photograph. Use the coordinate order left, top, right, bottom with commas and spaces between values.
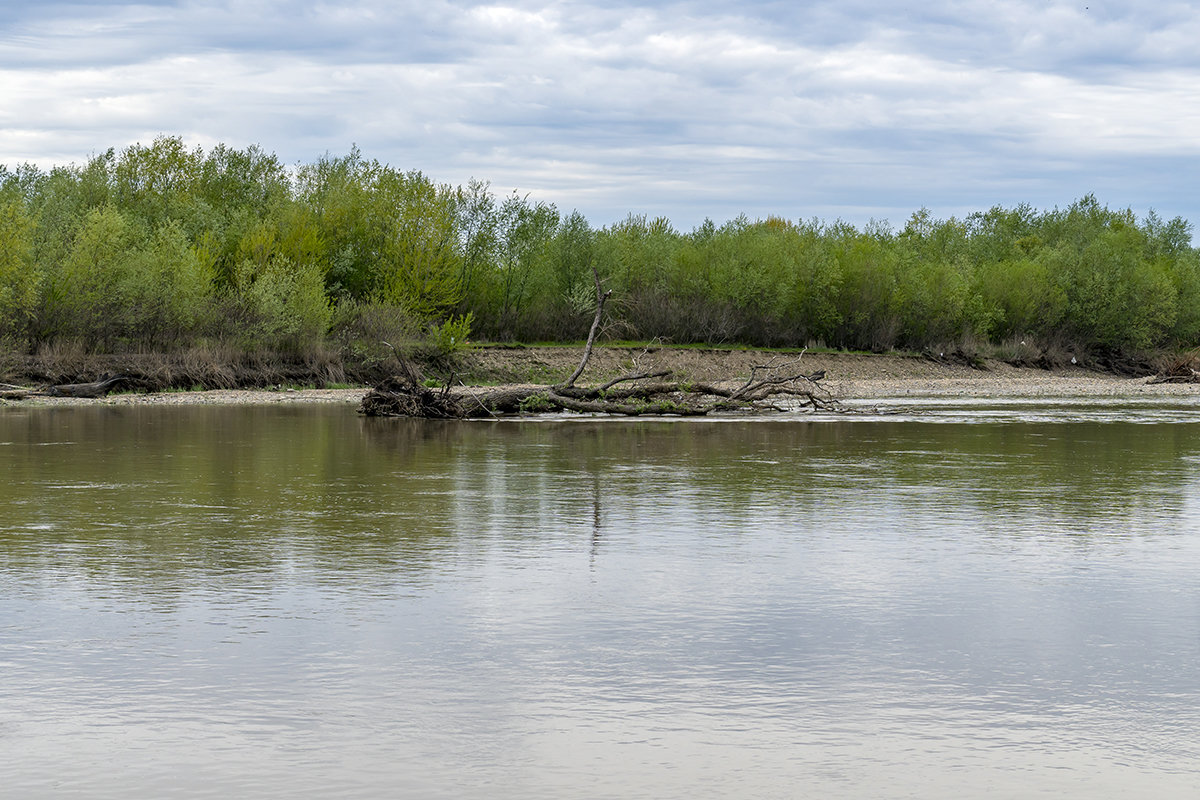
2, 405, 1200, 798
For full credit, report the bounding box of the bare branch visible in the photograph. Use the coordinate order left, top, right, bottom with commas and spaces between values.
562, 264, 612, 389
359, 299, 850, 418
597, 370, 672, 392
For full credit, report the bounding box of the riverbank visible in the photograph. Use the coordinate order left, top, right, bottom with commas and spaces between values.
2, 346, 1195, 407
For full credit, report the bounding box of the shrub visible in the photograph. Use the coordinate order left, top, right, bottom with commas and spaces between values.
430, 312, 474, 358
236, 257, 331, 354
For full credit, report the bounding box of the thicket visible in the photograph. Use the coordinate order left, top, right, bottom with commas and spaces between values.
2, 136, 1197, 367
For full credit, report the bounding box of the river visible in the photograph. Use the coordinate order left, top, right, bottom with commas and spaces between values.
3, 402, 1200, 798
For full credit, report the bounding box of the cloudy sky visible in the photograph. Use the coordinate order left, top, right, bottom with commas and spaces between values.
3, 0, 1200, 230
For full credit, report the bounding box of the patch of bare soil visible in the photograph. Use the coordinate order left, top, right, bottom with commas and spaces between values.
463, 346, 955, 385
460, 346, 1174, 398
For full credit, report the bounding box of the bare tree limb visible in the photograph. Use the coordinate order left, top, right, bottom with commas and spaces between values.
563, 264, 612, 389
359, 290, 851, 418
596, 370, 672, 392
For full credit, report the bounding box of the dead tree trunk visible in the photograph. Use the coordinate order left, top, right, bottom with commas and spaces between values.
1, 375, 130, 400
44, 375, 129, 398
564, 264, 612, 389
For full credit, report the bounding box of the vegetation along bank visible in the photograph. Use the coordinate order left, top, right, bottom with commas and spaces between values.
2, 137, 1199, 390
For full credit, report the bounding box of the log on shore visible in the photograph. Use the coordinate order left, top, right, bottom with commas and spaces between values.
44, 375, 130, 398
0, 384, 35, 400
361, 268, 843, 418
360, 365, 840, 419
0, 375, 131, 400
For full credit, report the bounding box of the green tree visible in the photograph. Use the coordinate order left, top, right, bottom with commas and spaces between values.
121, 221, 214, 345
0, 200, 39, 339
482, 192, 558, 337
452, 178, 498, 310
376, 170, 463, 319
48, 204, 138, 347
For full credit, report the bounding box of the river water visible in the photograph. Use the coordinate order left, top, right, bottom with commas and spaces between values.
3, 402, 1200, 798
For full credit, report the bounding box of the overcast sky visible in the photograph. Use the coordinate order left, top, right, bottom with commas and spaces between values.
3, 0, 1200, 230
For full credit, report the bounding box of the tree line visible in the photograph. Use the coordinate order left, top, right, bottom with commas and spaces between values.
1, 136, 1197, 362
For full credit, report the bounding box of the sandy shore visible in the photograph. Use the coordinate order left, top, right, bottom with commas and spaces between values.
835, 372, 1198, 400
4, 349, 1196, 408
4, 379, 1193, 409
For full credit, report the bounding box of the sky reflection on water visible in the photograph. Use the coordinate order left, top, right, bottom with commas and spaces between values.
2, 404, 1200, 798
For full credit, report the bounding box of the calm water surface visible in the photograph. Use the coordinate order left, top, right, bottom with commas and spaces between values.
3, 402, 1200, 798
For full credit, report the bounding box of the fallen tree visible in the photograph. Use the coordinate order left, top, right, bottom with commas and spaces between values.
360, 269, 844, 419
0, 374, 129, 401
360, 356, 838, 418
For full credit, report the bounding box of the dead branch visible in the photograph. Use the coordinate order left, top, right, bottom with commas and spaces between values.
596, 370, 672, 392
361, 348, 845, 418
359, 286, 850, 418
1148, 349, 1200, 384
563, 264, 612, 389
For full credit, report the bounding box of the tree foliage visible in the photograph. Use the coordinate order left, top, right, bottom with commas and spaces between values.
1, 140, 1197, 361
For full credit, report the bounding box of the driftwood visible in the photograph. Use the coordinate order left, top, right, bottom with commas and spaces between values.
44, 375, 129, 398
1148, 352, 1200, 384
1148, 372, 1200, 384
0, 383, 35, 400
360, 356, 839, 419
0, 375, 129, 400
360, 268, 844, 419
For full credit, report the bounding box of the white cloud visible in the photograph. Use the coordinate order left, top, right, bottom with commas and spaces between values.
3, 0, 1200, 228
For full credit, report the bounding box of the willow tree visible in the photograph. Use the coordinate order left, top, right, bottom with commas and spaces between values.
377, 171, 463, 320
0, 199, 38, 338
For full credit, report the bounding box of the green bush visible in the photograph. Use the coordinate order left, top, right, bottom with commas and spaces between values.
430, 312, 474, 358
45, 204, 138, 348
236, 257, 331, 354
